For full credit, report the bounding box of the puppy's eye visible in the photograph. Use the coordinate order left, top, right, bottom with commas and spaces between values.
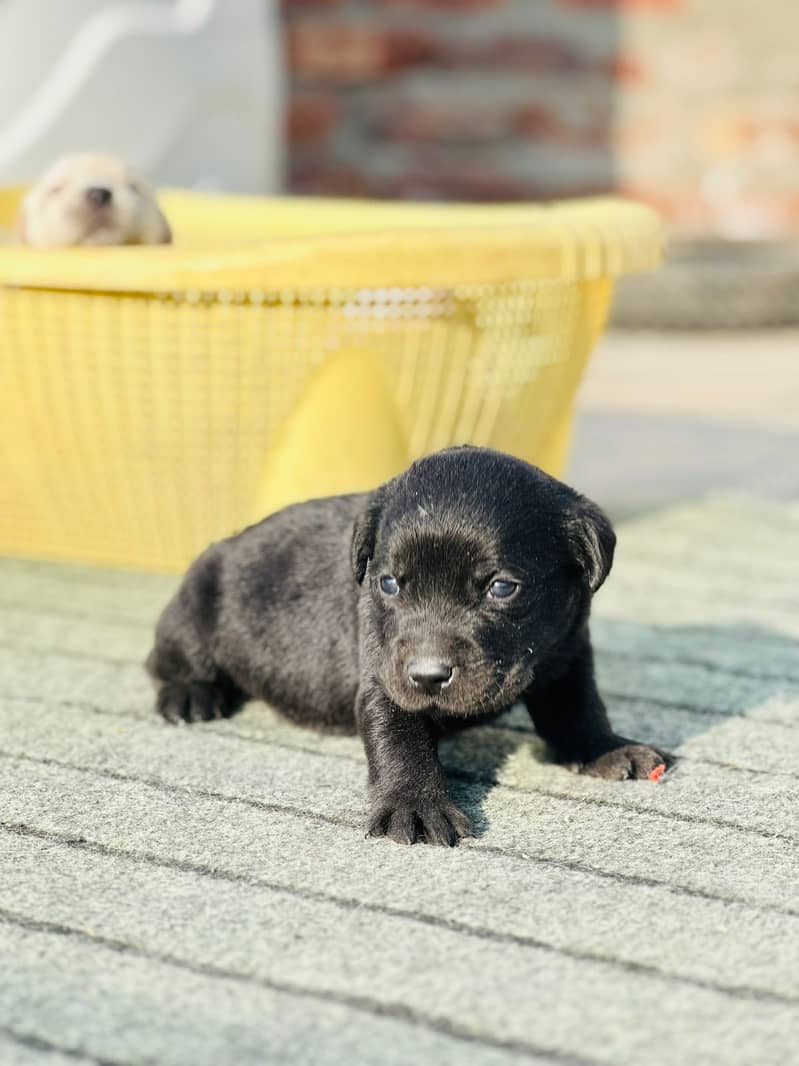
380, 575, 400, 596
488, 579, 518, 600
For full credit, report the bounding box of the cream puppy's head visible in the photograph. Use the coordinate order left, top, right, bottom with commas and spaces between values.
17, 154, 172, 247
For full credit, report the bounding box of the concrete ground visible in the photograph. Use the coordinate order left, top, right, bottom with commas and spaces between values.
1, 330, 798, 1065
568, 328, 799, 517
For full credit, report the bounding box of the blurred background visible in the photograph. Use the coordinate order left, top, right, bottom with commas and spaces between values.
1, 0, 797, 519
5, 0, 796, 233
283, 0, 798, 241
3, 0, 796, 233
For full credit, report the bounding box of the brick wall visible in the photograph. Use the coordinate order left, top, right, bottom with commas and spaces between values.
282, 0, 799, 237
614, 0, 799, 237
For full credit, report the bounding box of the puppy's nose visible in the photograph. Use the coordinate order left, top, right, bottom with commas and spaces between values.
85, 187, 112, 207
407, 658, 453, 692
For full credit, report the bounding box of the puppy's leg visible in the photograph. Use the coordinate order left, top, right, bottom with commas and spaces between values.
358, 690, 471, 846
147, 597, 244, 726
525, 640, 672, 780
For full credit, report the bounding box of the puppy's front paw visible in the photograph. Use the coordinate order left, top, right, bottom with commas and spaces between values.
366, 792, 472, 847
580, 742, 672, 781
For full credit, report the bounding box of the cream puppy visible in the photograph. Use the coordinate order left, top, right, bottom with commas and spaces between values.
17, 154, 172, 247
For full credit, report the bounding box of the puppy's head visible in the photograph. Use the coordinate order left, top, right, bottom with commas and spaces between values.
352, 447, 614, 716
17, 154, 172, 247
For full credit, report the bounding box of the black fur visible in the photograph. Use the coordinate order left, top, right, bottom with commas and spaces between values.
147, 447, 669, 845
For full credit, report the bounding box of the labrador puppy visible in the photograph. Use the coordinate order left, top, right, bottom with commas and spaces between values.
16, 153, 171, 247
147, 447, 669, 845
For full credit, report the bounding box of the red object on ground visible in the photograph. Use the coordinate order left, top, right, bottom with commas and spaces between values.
649, 763, 667, 782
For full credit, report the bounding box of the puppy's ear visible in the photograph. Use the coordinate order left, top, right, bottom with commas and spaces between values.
351, 489, 385, 585
566, 496, 616, 594
155, 207, 172, 245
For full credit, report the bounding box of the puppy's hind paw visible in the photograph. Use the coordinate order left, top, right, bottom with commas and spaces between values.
366, 793, 472, 847
580, 742, 674, 782
156, 681, 238, 725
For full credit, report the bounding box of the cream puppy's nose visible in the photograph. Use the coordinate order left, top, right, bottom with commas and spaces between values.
85, 186, 112, 208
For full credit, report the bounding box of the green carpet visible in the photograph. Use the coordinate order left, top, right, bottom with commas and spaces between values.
1, 496, 797, 1065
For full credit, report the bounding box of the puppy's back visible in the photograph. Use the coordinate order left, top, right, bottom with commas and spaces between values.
150, 493, 367, 732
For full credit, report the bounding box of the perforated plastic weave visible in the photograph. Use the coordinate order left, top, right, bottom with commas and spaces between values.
0, 191, 663, 571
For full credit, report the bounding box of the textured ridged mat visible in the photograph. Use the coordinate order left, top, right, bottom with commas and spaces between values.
0, 495, 798, 1066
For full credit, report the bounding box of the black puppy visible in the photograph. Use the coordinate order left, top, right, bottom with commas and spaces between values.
147, 447, 668, 846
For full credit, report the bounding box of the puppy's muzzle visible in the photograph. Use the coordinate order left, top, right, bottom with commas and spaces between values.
407, 658, 453, 695
85, 186, 112, 208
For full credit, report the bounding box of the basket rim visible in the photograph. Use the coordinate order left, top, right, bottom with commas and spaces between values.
0, 190, 664, 294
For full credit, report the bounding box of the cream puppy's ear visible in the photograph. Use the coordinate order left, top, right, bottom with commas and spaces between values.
136, 186, 172, 245
155, 206, 172, 244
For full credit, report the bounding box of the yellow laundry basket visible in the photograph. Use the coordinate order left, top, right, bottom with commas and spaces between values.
0, 190, 663, 572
